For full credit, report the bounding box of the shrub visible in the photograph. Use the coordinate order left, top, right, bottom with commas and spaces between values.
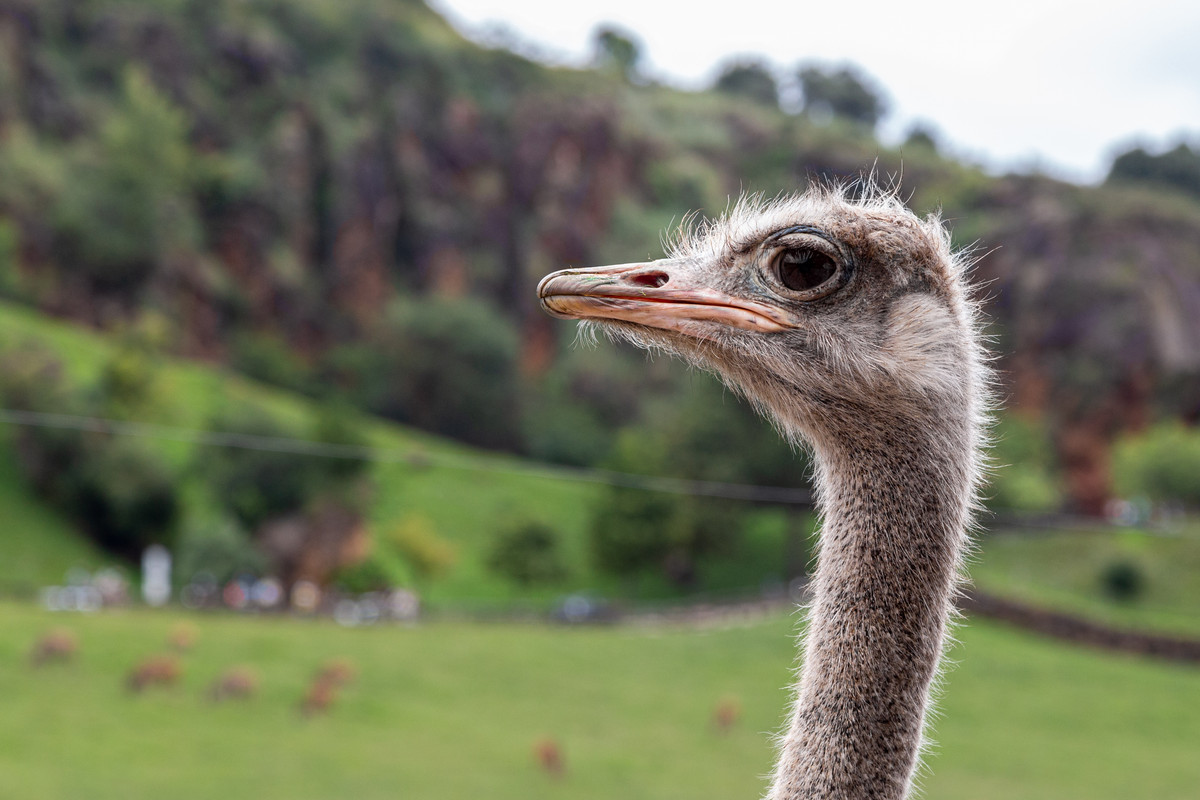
374, 296, 522, 450
1113, 422, 1200, 508
1100, 560, 1145, 602
385, 516, 457, 580
175, 517, 265, 585
987, 415, 1062, 512
487, 521, 568, 586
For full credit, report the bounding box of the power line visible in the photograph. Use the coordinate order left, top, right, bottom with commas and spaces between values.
0, 408, 814, 505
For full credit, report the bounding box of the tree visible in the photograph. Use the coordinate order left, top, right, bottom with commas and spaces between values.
1107, 142, 1200, 200
713, 60, 779, 107
797, 64, 888, 130
53, 68, 200, 294
487, 521, 568, 586
375, 296, 522, 450
592, 25, 642, 81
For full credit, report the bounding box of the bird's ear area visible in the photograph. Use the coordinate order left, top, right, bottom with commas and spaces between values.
879, 293, 966, 396
537, 260, 795, 335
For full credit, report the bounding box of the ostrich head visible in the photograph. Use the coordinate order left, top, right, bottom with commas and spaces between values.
537, 185, 985, 458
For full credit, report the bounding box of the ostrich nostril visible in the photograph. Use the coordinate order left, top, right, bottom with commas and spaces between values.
627, 271, 669, 289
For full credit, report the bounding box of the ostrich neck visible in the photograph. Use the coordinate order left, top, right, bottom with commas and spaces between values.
769, 404, 974, 800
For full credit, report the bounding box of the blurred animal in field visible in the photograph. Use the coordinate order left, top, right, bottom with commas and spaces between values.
299, 657, 357, 716
539, 181, 988, 799
127, 654, 182, 693
315, 657, 357, 688
167, 622, 197, 652
208, 666, 259, 702
712, 696, 742, 734
29, 629, 77, 667
532, 737, 565, 778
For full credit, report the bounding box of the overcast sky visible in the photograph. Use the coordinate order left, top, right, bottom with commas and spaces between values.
431, 0, 1200, 184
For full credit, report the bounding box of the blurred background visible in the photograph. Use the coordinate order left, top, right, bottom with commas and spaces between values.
0, 1, 1198, 798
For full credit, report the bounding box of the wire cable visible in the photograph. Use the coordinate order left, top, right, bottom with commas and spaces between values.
0, 408, 814, 504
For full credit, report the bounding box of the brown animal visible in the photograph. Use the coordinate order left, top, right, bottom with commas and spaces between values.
299, 658, 356, 716
167, 622, 198, 652
208, 666, 258, 702
315, 657, 356, 688
127, 655, 182, 693
29, 629, 77, 667
532, 737, 565, 778
539, 181, 989, 799
299, 677, 338, 716
713, 696, 742, 734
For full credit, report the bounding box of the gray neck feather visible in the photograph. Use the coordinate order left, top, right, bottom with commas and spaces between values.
768, 398, 974, 800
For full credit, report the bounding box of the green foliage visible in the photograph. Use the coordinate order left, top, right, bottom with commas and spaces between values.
1107, 142, 1200, 200
197, 403, 370, 531
904, 123, 940, 153
230, 332, 314, 395
1100, 559, 1146, 602
988, 415, 1061, 512
372, 296, 521, 450
70, 439, 180, 555
333, 553, 404, 593
385, 515, 457, 580
0, 342, 179, 557
175, 516, 265, 584
591, 25, 641, 81
0, 219, 19, 298
713, 60, 779, 107
52, 68, 200, 293
1113, 422, 1200, 507
797, 64, 888, 129
587, 429, 749, 586
487, 520, 568, 586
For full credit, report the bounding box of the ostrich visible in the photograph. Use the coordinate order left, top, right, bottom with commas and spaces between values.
537, 183, 988, 800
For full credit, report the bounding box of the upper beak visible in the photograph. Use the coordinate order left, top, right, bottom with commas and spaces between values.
536, 261, 791, 336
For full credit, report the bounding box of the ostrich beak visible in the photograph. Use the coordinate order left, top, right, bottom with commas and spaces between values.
537, 262, 791, 336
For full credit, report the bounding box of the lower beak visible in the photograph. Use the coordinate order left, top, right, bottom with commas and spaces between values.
536, 262, 791, 336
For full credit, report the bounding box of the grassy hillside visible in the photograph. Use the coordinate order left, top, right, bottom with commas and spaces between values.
0, 297, 805, 604
6, 296, 1200, 635
1, 603, 1197, 800
972, 525, 1200, 637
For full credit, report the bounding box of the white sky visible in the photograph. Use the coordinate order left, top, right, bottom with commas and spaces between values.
431, 0, 1200, 184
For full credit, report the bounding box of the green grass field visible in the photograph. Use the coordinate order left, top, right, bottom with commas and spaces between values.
1, 603, 1197, 800
971, 524, 1200, 637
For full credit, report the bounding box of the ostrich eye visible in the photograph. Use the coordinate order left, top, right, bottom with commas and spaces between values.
775, 248, 838, 294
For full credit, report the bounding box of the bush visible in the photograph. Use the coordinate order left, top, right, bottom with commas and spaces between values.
385, 516, 457, 580
1100, 560, 1145, 602
797, 64, 889, 130
70, 440, 180, 556
197, 403, 371, 531
0, 343, 179, 557
713, 60, 779, 107
1113, 423, 1200, 508
487, 521, 568, 586
988, 416, 1062, 512
373, 296, 522, 450
176, 517, 266, 585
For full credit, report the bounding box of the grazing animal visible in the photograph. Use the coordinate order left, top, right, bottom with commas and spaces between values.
538, 183, 988, 799
127, 654, 182, 693
167, 622, 198, 652
315, 657, 357, 688
532, 737, 565, 778
300, 677, 338, 717
300, 658, 356, 716
29, 629, 77, 667
713, 695, 743, 734
208, 666, 259, 702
